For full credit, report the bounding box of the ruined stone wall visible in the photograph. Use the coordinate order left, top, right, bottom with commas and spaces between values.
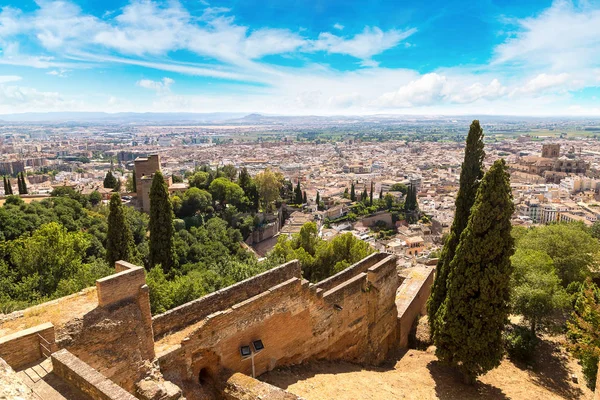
396, 266, 435, 348
152, 260, 302, 339
314, 252, 388, 292
157, 255, 398, 384
220, 372, 301, 400
0, 322, 56, 370
51, 349, 137, 400
56, 261, 156, 393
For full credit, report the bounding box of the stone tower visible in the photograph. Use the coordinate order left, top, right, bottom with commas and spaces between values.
542, 144, 560, 158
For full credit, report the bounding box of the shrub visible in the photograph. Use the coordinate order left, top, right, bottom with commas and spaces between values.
504, 325, 538, 363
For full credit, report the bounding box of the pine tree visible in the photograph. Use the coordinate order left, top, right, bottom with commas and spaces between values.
303, 191, 307, 204
369, 182, 374, 206
106, 193, 134, 266
104, 171, 118, 189
428, 120, 485, 337
434, 159, 514, 384
404, 184, 413, 211
316, 191, 320, 210
20, 172, 28, 194
350, 182, 356, 201
295, 181, 303, 204
149, 171, 176, 272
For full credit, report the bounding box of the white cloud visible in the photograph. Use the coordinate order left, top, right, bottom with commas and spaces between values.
136, 77, 174, 94
310, 27, 417, 61
46, 68, 70, 77
494, 1, 600, 71
0, 83, 80, 112
0, 75, 21, 83
333, 23, 344, 30
515, 73, 571, 95
376, 73, 448, 107
449, 79, 507, 104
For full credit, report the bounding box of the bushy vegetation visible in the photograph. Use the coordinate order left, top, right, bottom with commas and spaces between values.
268, 222, 374, 282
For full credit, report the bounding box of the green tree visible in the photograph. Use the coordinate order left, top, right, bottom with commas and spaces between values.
511, 248, 568, 335
294, 181, 303, 204
369, 181, 374, 206
149, 171, 176, 272
106, 193, 135, 267
567, 279, 600, 389
3, 176, 8, 195
238, 167, 259, 212
255, 168, 283, 213
428, 120, 485, 337
189, 171, 210, 189
434, 159, 514, 384
21, 173, 28, 195
103, 170, 118, 189
209, 177, 244, 207
9, 222, 91, 297
390, 183, 408, 194
221, 164, 237, 181
5, 177, 13, 195
303, 191, 307, 204
350, 182, 356, 201
516, 223, 599, 285
89, 190, 102, 206
316, 191, 321, 210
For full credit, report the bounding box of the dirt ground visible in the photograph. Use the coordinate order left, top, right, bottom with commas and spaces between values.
261, 336, 593, 400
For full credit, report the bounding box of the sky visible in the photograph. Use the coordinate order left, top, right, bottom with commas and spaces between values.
0, 0, 599, 115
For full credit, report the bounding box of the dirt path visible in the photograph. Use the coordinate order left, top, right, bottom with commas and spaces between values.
261, 342, 593, 400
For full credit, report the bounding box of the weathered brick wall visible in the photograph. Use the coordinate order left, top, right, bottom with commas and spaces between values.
96, 262, 146, 307
314, 252, 388, 292
157, 255, 399, 383
51, 349, 137, 400
396, 266, 435, 348
152, 260, 302, 338
0, 322, 55, 370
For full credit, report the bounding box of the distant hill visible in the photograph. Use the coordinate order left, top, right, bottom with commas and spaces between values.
0, 112, 248, 124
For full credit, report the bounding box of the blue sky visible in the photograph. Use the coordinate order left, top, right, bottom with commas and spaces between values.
0, 0, 599, 115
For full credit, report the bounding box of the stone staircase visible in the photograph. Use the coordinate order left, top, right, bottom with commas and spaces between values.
17, 358, 92, 400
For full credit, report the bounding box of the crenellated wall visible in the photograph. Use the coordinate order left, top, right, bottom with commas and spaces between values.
156, 254, 399, 386
152, 260, 302, 339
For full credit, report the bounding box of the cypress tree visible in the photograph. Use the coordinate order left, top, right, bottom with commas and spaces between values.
104, 171, 117, 189
369, 182, 374, 206
17, 174, 22, 194
295, 181, 303, 204
149, 171, 176, 272
20, 173, 28, 194
316, 191, 320, 209
132, 170, 137, 192
303, 191, 307, 204
362, 188, 368, 203
428, 120, 485, 337
379, 189, 383, 200
3, 176, 7, 194
350, 183, 356, 201
404, 184, 412, 211
6, 177, 13, 195
434, 159, 514, 384
106, 193, 134, 267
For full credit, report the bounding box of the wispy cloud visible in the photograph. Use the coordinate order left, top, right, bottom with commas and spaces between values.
137, 77, 174, 94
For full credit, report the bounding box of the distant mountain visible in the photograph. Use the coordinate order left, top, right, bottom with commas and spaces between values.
0, 112, 248, 124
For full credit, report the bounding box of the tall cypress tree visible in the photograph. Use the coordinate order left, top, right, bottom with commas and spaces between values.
428, 120, 485, 337
149, 171, 176, 272
379, 188, 383, 200
132, 170, 137, 192
104, 170, 117, 189
5, 177, 13, 195
303, 191, 307, 204
369, 182, 374, 206
350, 182, 356, 201
106, 193, 134, 266
16, 174, 22, 194
315, 191, 320, 209
3, 176, 8, 194
295, 181, 303, 204
434, 159, 514, 384
20, 173, 28, 194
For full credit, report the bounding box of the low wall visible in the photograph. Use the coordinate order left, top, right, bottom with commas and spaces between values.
157, 254, 399, 382
396, 266, 435, 348
96, 261, 146, 307
314, 252, 389, 292
152, 260, 302, 338
0, 322, 55, 370
51, 349, 137, 400
221, 372, 301, 400
360, 212, 393, 228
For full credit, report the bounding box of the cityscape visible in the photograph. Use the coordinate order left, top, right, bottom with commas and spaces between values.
2, 0, 600, 399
